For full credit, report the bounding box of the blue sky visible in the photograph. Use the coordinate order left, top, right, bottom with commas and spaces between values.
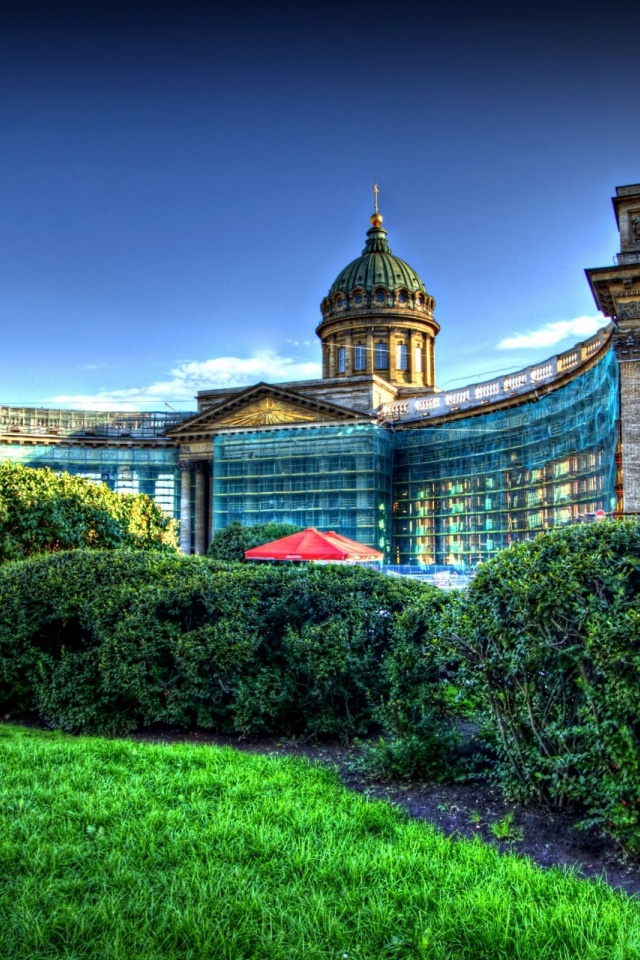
1, 0, 639, 410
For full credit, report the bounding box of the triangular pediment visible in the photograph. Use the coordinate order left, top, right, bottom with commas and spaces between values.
167, 382, 370, 439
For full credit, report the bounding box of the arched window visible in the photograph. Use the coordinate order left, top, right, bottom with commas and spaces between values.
414, 346, 423, 373
396, 343, 408, 371
354, 344, 366, 371
337, 346, 346, 373
374, 342, 388, 370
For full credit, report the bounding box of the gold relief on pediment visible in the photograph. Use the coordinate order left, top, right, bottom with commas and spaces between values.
216, 397, 319, 427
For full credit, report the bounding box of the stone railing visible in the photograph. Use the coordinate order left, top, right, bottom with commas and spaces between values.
380, 325, 613, 424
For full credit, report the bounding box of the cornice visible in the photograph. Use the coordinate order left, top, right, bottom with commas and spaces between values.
0, 434, 178, 449
317, 313, 440, 339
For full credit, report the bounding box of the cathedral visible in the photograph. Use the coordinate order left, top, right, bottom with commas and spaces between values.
3, 184, 640, 566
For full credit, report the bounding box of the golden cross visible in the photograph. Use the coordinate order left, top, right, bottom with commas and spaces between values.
373, 182, 379, 214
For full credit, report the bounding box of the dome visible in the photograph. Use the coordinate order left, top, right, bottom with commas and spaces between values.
317, 208, 439, 391
328, 220, 428, 297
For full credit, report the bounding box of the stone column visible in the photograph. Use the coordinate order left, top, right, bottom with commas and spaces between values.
414, 335, 425, 387
407, 330, 415, 384
328, 337, 336, 378
179, 461, 192, 554
431, 337, 436, 387
366, 329, 374, 374
426, 336, 435, 387
388, 330, 398, 382
344, 329, 353, 375
194, 461, 209, 556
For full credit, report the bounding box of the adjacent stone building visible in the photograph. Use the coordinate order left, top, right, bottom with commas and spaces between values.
586, 185, 640, 514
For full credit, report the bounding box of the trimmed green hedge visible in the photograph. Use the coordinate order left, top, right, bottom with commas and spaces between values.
357, 590, 462, 780
0, 550, 447, 741
452, 520, 640, 851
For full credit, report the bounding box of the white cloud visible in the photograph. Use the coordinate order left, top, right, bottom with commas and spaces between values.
49, 350, 322, 411
167, 352, 321, 388
498, 316, 605, 351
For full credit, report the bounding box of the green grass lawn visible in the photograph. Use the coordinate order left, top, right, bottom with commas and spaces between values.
1, 726, 639, 960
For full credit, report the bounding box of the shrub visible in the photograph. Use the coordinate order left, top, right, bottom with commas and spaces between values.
354, 590, 465, 780
207, 521, 302, 562
0, 550, 436, 740
451, 520, 640, 851
352, 731, 461, 782
0, 462, 178, 563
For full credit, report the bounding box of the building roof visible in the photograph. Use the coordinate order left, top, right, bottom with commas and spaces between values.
328, 216, 428, 296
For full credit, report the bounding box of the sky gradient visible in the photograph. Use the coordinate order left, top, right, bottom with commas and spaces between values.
1, 0, 640, 410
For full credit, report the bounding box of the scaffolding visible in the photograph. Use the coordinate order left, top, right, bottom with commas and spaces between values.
0, 407, 189, 439
0, 443, 182, 518
392, 348, 620, 566
0, 351, 622, 557
212, 423, 393, 554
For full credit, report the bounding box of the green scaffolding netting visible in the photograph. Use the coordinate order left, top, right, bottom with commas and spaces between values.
212, 423, 394, 553
392, 347, 620, 565
0, 444, 182, 519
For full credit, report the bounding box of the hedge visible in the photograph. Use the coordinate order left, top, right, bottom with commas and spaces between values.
0, 550, 448, 742
451, 520, 640, 851
5, 521, 640, 852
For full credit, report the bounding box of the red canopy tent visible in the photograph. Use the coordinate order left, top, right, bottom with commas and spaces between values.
244, 527, 383, 563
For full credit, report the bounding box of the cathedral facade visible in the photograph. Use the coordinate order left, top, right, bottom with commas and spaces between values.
3, 184, 640, 566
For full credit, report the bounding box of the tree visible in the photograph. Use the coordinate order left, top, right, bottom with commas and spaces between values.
0, 462, 178, 563
207, 521, 302, 562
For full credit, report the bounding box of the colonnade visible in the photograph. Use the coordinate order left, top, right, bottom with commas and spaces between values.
322, 327, 435, 388
179, 459, 210, 555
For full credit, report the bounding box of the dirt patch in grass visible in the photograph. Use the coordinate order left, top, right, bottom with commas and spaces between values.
132, 727, 640, 898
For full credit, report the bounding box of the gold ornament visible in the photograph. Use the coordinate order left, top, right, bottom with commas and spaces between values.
217, 397, 319, 427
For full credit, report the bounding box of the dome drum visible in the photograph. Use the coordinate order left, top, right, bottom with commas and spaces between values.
321, 325, 435, 388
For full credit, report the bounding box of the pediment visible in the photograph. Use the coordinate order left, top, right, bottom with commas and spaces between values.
216, 395, 319, 427
167, 382, 369, 439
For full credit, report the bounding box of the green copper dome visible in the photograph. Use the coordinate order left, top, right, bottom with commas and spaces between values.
328, 222, 428, 296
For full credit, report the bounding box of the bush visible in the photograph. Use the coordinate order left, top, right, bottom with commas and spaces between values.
0, 462, 178, 563
451, 520, 640, 851
207, 521, 302, 562
354, 590, 465, 780
353, 732, 460, 782
0, 549, 441, 740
